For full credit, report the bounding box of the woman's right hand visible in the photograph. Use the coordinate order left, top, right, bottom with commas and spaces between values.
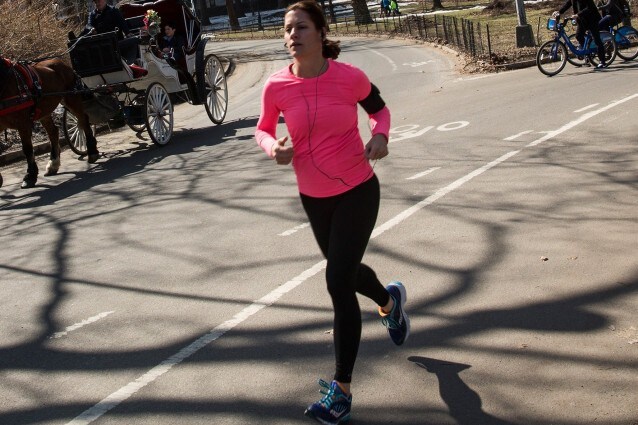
272, 136, 294, 165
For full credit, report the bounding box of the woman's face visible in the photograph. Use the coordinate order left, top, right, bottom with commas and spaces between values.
284, 9, 323, 59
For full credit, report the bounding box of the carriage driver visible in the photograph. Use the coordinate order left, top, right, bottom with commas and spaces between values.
79, 0, 138, 65
81, 0, 130, 37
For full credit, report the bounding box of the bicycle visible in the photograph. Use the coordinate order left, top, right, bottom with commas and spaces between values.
537, 17, 617, 76
566, 23, 638, 65
607, 24, 638, 60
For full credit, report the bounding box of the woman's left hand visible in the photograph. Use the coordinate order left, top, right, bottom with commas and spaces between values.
365, 134, 389, 160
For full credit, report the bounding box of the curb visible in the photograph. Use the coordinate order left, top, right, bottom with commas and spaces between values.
497, 59, 536, 70
0, 138, 66, 167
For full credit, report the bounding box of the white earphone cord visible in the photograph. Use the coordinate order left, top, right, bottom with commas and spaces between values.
301, 61, 377, 189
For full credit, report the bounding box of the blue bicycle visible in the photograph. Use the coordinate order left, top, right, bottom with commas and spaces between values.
608, 24, 638, 60
537, 17, 617, 76
567, 23, 638, 64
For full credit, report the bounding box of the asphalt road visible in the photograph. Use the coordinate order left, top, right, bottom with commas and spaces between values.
1, 38, 637, 425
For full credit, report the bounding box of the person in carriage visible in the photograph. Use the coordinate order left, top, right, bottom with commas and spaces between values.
81, 0, 129, 36
160, 21, 186, 62
76, 0, 139, 65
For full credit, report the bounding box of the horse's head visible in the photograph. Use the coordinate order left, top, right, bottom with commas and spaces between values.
0, 56, 11, 85
0, 56, 13, 77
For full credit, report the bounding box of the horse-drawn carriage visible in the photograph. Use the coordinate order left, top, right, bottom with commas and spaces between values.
0, 0, 226, 189
63, 0, 228, 153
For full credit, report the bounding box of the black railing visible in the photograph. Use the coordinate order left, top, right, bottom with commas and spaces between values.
206, 12, 490, 58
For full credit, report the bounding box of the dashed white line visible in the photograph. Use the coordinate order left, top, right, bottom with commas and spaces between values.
406, 167, 440, 180
362, 46, 398, 71
49, 311, 114, 339
66, 92, 638, 425
574, 103, 599, 113
527, 95, 637, 148
279, 222, 310, 236
504, 130, 533, 141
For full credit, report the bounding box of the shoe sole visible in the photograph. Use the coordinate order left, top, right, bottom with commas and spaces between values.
389, 281, 410, 344
304, 409, 351, 424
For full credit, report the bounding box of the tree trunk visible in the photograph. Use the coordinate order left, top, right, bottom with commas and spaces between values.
327, 0, 337, 23
351, 0, 373, 24
196, 0, 209, 23
234, 0, 245, 18
226, 0, 241, 29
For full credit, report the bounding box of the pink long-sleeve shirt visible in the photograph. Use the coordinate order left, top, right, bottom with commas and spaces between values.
255, 59, 391, 198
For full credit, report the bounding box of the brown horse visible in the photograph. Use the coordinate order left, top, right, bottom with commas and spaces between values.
0, 56, 99, 189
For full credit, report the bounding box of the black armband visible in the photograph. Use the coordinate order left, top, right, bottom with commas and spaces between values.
358, 83, 386, 114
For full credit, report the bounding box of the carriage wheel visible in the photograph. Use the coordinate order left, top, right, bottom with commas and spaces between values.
145, 82, 173, 146
127, 94, 147, 133
62, 108, 89, 156
203, 54, 228, 125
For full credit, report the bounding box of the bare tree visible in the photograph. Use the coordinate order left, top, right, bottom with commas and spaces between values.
351, 0, 373, 24
226, 0, 240, 29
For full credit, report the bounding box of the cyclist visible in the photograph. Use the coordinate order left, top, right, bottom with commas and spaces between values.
554, 0, 608, 68
597, 0, 627, 29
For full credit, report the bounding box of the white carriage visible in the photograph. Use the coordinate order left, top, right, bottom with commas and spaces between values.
64, 0, 228, 152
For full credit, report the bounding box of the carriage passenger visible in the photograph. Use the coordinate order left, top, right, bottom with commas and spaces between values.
160, 22, 186, 62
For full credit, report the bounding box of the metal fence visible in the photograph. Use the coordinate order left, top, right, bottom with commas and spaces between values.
208, 12, 491, 58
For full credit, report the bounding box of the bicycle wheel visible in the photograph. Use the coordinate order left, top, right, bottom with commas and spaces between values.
566, 34, 589, 66
537, 40, 567, 76
588, 31, 617, 66
616, 26, 638, 61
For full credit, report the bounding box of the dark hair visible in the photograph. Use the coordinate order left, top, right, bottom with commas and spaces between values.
285, 0, 341, 59
164, 22, 177, 30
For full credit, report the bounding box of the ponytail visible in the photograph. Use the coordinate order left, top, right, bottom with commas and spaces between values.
322, 38, 341, 59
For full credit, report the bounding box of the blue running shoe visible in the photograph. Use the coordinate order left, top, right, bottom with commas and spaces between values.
304, 379, 352, 424
380, 281, 410, 345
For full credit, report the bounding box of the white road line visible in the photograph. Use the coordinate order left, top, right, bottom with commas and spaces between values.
527, 95, 638, 148
574, 103, 599, 113
372, 150, 521, 238
279, 222, 310, 236
504, 130, 533, 141
66, 261, 327, 425
454, 74, 496, 82
66, 92, 638, 425
362, 46, 398, 71
49, 311, 114, 339
406, 167, 440, 180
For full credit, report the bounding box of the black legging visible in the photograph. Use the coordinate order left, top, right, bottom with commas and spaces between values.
300, 175, 390, 383
576, 17, 607, 64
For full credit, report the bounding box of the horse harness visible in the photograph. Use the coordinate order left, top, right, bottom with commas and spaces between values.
0, 58, 43, 120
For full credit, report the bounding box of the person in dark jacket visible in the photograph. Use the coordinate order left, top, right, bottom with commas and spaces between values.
79, 0, 139, 65
81, 0, 129, 37
160, 22, 186, 61
555, 0, 608, 67
597, 0, 626, 29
